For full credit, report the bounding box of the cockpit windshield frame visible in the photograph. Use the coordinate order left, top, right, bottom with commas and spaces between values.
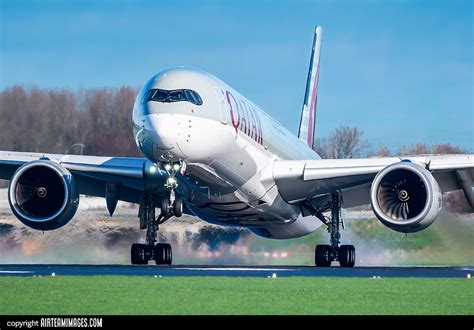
143, 89, 203, 106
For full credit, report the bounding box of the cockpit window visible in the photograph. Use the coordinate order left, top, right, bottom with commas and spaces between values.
151, 90, 167, 102
169, 90, 186, 102
144, 89, 203, 106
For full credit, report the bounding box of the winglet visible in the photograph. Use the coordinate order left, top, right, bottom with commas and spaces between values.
298, 26, 323, 149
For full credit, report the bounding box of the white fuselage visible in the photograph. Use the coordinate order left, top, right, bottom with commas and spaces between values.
133, 68, 322, 238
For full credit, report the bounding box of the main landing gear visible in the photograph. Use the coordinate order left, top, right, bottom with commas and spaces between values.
131, 193, 175, 265
131, 162, 184, 265
313, 192, 355, 268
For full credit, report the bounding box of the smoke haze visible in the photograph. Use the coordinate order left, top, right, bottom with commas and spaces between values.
1, 189, 472, 266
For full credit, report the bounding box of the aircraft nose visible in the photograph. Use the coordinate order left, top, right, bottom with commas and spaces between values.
147, 115, 174, 149
145, 114, 186, 160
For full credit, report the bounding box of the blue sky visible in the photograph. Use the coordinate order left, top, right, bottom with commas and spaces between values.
1, 0, 472, 152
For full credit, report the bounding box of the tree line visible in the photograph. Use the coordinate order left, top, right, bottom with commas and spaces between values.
0, 85, 141, 157
313, 125, 466, 159
1, 86, 467, 158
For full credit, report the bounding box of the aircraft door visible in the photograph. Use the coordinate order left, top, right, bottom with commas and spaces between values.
213, 86, 228, 124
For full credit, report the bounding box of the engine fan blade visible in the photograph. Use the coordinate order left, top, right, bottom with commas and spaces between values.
401, 202, 409, 220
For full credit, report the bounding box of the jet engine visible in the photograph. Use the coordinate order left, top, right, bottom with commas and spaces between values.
370, 161, 442, 233
8, 160, 79, 230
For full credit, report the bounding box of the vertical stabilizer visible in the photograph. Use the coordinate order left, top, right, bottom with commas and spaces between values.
298, 26, 323, 149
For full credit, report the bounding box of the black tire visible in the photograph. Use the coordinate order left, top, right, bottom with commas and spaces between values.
131, 243, 149, 265
315, 244, 332, 267
173, 198, 183, 217
339, 245, 356, 268
161, 198, 170, 217
155, 243, 172, 265
164, 243, 172, 265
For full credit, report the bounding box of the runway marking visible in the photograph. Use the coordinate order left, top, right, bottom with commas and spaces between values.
0, 270, 33, 274
177, 267, 296, 271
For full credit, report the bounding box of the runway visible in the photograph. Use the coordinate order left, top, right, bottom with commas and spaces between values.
0, 264, 472, 278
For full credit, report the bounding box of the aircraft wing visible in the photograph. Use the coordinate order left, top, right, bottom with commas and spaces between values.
0, 150, 166, 205
273, 154, 474, 208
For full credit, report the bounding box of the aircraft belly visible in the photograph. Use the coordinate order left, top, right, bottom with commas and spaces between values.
184, 178, 299, 227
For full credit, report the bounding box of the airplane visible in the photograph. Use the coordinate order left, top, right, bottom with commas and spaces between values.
0, 26, 472, 267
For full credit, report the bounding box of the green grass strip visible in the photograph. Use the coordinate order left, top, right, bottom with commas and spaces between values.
1, 276, 473, 315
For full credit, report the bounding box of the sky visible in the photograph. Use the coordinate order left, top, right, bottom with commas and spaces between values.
1, 0, 472, 152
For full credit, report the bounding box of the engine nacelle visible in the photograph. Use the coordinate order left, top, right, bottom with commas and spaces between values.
8, 160, 79, 230
370, 161, 442, 233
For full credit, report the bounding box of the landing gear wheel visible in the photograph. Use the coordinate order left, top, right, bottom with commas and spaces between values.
131, 243, 149, 265
154, 243, 172, 265
173, 198, 183, 217
161, 198, 170, 218
315, 244, 332, 267
339, 245, 355, 268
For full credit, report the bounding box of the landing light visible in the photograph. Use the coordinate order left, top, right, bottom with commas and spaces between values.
164, 164, 172, 171
167, 177, 177, 185
173, 164, 180, 171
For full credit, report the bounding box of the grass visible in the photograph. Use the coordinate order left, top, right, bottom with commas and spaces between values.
1, 276, 473, 315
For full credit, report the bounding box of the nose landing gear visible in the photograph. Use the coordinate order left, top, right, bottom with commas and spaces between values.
160, 191, 183, 218
160, 161, 184, 218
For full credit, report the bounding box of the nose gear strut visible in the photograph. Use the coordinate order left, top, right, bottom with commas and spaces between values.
160, 161, 184, 218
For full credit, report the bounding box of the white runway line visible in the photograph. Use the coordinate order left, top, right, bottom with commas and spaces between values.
177, 267, 296, 272
0, 270, 33, 274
